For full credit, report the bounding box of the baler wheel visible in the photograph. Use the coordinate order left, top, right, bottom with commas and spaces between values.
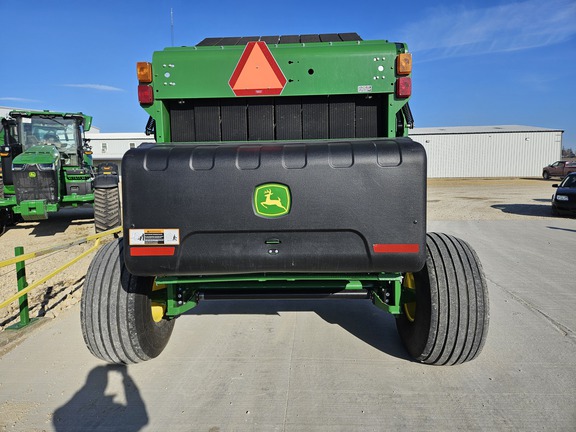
81, 239, 175, 364
396, 232, 489, 365
94, 187, 121, 233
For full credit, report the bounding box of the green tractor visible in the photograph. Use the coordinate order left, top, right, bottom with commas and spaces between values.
81, 33, 489, 365
0, 110, 121, 233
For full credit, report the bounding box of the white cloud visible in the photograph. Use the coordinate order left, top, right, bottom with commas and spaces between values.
61, 84, 124, 92
0, 97, 41, 103
401, 0, 576, 61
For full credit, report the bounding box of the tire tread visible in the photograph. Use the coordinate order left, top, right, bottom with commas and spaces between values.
396, 232, 489, 365
94, 188, 121, 233
80, 239, 175, 364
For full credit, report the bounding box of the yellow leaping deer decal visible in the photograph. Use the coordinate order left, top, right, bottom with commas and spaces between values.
260, 189, 287, 211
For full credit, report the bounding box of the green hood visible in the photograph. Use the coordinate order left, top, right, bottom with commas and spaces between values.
13, 145, 60, 166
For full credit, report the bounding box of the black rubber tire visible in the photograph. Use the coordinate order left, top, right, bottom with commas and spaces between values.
81, 239, 175, 364
0, 209, 7, 235
396, 232, 489, 365
543, 171, 550, 180
1, 174, 16, 234
94, 187, 121, 232
0, 175, 5, 235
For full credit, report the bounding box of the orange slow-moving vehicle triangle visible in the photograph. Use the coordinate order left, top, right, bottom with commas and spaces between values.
229, 42, 287, 96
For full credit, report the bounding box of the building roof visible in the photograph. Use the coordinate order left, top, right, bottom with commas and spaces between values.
409, 125, 564, 135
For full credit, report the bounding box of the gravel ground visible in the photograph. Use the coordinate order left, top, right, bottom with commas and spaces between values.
0, 206, 113, 331
0, 177, 564, 331
426, 177, 557, 220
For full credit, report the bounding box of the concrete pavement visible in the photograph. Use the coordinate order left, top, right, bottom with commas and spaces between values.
1, 218, 575, 431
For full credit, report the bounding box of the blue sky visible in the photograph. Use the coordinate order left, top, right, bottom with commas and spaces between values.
1, 0, 575, 150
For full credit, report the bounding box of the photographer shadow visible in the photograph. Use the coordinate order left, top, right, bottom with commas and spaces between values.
53, 365, 148, 432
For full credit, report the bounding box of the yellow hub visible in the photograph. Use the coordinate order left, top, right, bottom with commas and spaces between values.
151, 302, 166, 323
403, 272, 416, 322
151, 279, 167, 322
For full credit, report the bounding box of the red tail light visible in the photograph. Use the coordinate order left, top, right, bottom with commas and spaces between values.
138, 85, 154, 104
396, 77, 412, 98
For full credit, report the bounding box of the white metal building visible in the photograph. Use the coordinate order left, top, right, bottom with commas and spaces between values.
86, 125, 562, 178
85, 132, 152, 173
409, 125, 563, 178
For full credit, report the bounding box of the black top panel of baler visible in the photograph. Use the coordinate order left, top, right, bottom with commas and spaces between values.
196, 33, 362, 46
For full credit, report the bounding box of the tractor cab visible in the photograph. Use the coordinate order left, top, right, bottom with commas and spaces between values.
8, 111, 92, 167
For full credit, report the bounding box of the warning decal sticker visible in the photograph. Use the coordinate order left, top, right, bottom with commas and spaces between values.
129, 229, 180, 246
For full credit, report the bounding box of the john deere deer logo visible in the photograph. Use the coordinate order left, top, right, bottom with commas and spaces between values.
254, 183, 291, 217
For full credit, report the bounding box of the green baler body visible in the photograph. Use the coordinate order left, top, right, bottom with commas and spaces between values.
142, 35, 412, 142
129, 34, 420, 316
77, 35, 488, 368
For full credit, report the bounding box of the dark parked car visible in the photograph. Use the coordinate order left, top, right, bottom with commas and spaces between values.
551, 172, 576, 216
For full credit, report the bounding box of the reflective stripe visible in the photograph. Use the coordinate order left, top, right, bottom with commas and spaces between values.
373, 244, 420, 253
130, 246, 175, 256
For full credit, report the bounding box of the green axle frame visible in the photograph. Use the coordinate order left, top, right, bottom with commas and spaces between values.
152, 273, 415, 318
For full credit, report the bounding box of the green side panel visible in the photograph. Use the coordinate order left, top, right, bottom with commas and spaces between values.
0, 194, 17, 208
61, 193, 94, 203
83, 153, 94, 167
142, 39, 412, 141
151, 40, 402, 100
63, 168, 92, 184
145, 101, 170, 143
